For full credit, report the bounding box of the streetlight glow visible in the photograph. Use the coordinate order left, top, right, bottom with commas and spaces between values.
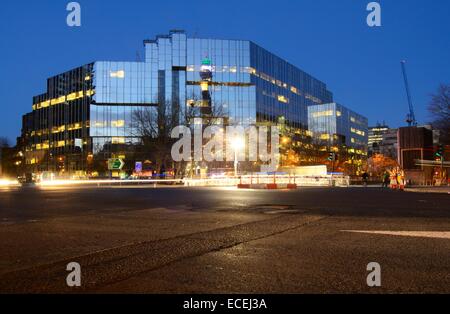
231, 136, 245, 177
231, 136, 245, 151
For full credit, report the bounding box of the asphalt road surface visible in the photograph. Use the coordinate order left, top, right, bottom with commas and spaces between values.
0, 185, 449, 293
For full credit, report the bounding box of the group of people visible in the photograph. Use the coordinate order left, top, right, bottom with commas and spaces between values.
361, 168, 406, 190
382, 168, 406, 190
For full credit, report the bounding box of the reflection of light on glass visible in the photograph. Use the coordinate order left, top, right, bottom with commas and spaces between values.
110, 70, 125, 78
200, 82, 209, 91
111, 120, 125, 127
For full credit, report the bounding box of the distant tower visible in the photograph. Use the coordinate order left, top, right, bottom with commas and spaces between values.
199, 56, 213, 116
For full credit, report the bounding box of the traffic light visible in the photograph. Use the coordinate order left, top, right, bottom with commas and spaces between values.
328, 152, 336, 161
435, 145, 444, 160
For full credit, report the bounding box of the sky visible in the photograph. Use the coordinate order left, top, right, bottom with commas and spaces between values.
0, 0, 449, 143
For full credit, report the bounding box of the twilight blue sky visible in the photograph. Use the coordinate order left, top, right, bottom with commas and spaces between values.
0, 0, 449, 142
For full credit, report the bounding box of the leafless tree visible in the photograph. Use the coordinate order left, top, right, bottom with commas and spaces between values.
132, 99, 227, 177
428, 84, 450, 144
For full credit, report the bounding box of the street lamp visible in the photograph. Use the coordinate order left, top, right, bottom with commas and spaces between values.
231, 136, 245, 177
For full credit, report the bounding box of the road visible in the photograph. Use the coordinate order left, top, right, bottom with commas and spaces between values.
0, 185, 449, 293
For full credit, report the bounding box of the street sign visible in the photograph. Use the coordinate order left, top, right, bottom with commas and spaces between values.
328, 152, 336, 161
135, 161, 143, 173
108, 158, 125, 170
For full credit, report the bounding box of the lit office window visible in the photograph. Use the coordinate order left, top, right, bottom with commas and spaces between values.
277, 95, 288, 103
312, 110, 333, 118
112, 137, 126, 144
243, 67, 256, 74
351, 127, 365, 136
111, 120, 125, 127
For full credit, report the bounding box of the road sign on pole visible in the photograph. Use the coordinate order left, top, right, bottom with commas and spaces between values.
135, 162, 143, 173
108, 158, 125, 170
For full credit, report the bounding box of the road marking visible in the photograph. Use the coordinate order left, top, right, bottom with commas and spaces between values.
342, 230, 450, 239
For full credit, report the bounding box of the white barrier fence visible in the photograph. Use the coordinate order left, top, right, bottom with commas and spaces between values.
183, 175, 350, 187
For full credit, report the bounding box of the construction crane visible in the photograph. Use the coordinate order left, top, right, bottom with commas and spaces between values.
401, 60, 418, 126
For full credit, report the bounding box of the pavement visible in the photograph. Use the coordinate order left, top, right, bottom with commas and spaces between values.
405, 186, 450, 194
0, 185, 449, 293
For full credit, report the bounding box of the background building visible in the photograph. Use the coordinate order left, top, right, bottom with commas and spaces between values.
368, 124, 398, 159
379, 128, 398, 159
398, 126, 434, 169
398, 126, 434, 184
368, 124, 389, 156
307, 103, 368, 174
308, 103, 368, 153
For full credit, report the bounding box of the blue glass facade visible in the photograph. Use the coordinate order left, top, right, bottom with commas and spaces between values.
136, 30, 334, 127
250, 43, 333, 129
86, 30, 337, 167
308, 103, 368, 154
185, 37, 255, 125
93, 61, 152, 104
90, 61, 154, 155
22, 30, 365, 174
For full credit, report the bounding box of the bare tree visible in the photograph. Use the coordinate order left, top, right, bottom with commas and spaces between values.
131, 104, 175, 175
132, 99, 227, 177
428, 84, 450, 144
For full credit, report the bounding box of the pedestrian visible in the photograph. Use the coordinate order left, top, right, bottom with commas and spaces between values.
390, 168, 398, 190
398, 169, 406, 191
382, 171, 390, 188
362, 172, 369, 187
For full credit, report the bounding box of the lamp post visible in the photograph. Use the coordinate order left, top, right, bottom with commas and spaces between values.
231, 137, 245, 177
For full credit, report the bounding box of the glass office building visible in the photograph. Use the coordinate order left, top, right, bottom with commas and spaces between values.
22, 30, 361, 175
308, 103, 368, 156
25, 64, 95, 173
